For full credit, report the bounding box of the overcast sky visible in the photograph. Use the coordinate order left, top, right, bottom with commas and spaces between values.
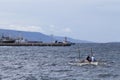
0, 0, 120, 42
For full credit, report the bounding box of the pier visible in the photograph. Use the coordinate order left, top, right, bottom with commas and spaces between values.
0, 34, 72, 46
0, 43, 71, 46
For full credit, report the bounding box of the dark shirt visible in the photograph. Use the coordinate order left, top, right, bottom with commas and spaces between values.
86, 56, 91, 62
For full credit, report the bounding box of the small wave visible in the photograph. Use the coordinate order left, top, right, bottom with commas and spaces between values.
98, 73, 119, 78
51, 69, 72, 72
40, 76, 58, 80
19, 74, 38, 80
0, 75, 2, 80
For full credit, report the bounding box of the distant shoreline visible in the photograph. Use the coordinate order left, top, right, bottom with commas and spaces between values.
0, 43, 72, 46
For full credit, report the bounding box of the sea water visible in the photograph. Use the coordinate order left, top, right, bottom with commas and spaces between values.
0, 43, 120, 80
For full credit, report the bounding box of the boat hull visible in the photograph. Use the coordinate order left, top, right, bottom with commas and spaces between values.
69, 62, 98, 66
0, 40, 15, 43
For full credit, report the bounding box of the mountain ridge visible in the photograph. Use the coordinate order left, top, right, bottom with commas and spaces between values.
0, 29, 92, 43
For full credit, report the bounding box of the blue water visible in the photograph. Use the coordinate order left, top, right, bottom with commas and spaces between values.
0, 43, 120, 80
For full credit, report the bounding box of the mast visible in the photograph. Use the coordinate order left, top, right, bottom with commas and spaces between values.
90, 48, 93, 56
78, 44, 81, 60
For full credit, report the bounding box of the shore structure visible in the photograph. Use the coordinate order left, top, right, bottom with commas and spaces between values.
0, 35, 72, 46
0, 35, 16, 43
0, 43, 71, 46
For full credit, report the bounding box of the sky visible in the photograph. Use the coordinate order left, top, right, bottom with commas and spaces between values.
0, 0, 120, 42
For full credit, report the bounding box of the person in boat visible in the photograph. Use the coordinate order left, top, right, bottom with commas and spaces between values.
86, 55, 92, 62
91, 56, 96, 62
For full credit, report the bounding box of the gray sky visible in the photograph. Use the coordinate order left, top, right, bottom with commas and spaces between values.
0, 0, 120, 42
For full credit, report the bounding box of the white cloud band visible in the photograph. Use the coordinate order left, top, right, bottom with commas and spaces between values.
0, 25, 45, 33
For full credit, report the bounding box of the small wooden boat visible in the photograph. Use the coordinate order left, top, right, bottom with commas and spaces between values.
69, 48, 99, 66
69, 61, 98, 66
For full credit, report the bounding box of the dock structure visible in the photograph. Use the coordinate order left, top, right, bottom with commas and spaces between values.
0, 34, 72, 46
0, 43, 71, 46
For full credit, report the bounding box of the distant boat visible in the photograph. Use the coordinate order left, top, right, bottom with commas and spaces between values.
69, 48, 99, 66
0, 36, 16, 43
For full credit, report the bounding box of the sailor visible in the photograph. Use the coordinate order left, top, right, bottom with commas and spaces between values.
91, 56, 95, 62
86, 55, 91, 62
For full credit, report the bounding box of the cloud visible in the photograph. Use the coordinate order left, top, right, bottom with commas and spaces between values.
0, 24, 72, 36
0, 25, 45, 33
48, 25, 72, 33
62, 27, 72, 33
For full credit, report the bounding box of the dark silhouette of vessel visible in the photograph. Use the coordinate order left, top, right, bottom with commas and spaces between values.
0, 35, 16, 43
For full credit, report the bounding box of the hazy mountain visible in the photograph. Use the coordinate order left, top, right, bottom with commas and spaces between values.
54, 36, 92, 43
0, 29, 92, 43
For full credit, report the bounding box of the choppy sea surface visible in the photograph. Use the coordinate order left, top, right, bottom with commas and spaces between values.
0, 43, 120, 80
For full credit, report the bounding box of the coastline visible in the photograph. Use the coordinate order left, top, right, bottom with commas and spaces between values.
0, 43, 72, 46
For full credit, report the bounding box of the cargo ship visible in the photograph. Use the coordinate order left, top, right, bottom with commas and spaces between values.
0, 36, 16, 43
